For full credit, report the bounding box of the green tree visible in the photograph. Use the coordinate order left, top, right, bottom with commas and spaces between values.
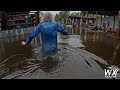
55, 14, 60, 22
55, 11, 70, 22
70, 12, 81, 16
75, 12, 80, 16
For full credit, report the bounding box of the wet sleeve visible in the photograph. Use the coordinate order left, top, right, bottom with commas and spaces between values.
25, 23, 42, 45
57, 23, 68, 35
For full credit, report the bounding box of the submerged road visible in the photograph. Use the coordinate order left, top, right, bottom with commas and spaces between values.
0, 32, 120, 79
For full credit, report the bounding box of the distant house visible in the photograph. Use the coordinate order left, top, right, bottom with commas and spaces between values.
0, 11, 43, 30
97, 15, 118, 31
82, 11, 118, 32
65, 16, 96, 26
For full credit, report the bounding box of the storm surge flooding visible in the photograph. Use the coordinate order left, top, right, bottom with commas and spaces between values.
0, 32, 112, 79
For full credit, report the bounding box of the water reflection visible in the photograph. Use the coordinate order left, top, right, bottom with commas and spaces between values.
0, 30, 119, 79
80, 30, 120, 68
111, 39, 120, 66
58, 33, 85, 48
1, 43, 109, 79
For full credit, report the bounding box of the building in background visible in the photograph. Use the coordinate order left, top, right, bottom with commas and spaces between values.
0, 11, 43, 31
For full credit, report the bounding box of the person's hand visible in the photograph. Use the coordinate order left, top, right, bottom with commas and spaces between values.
21, 41, 26, 46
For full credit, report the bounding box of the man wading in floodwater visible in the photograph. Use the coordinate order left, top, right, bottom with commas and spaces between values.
21, 12, 68, 54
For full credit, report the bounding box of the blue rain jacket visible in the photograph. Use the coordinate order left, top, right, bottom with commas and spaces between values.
25, 22, 68, 53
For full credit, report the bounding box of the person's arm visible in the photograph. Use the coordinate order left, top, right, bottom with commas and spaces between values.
23, 23, 42, 45
57, 23, 68, 35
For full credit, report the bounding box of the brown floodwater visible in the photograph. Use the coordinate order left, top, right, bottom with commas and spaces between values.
0, 30, 120, 79
80, 30, 120, 68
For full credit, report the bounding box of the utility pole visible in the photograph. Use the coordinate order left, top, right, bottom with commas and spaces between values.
35, 11, 39, 26
86, 11, 89, 29
95, 11, 98, 29
1, 11, 7, 31
0, 11, 1, 31
117, 11, 120, 37
80, 13, 83, 35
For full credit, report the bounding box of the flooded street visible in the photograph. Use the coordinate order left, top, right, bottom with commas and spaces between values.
0, 31, 120, 79
80, 30, 120, 68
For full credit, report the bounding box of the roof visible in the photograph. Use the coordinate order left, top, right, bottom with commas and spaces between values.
5, 11, 30, 15
81, 11, 118, 16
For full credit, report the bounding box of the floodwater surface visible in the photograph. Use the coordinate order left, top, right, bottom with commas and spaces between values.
0, 32, 120, 79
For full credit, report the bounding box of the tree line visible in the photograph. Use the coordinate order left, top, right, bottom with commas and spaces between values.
55, 11, 101, 22
55, 11, 81, 22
